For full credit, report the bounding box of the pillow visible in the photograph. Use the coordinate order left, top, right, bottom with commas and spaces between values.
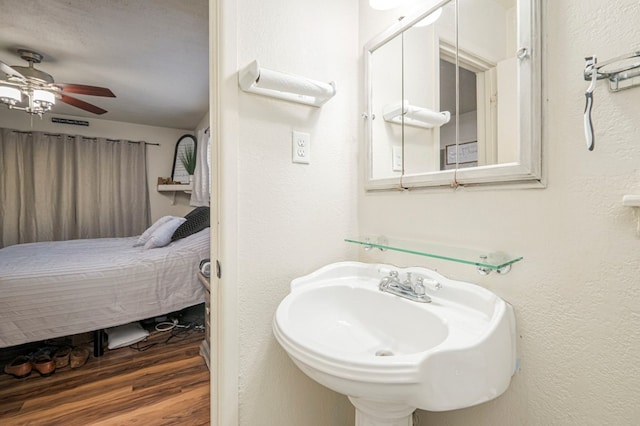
185, 206, 209, 219
105, 322, 149, 350
144, 217, 187, 249
134, 215, 177, 247
171, 206, 210, 242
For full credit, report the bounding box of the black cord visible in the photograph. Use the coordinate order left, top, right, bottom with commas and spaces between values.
165, 323, 196, 344
128, 321, 203, 351
129, 341, 158, 352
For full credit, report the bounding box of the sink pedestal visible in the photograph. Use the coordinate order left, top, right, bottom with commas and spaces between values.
349, 397, 414, 426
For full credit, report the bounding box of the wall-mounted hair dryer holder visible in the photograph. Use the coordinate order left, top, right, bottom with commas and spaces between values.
583, 50, 640, 151
584, 50, 640, 92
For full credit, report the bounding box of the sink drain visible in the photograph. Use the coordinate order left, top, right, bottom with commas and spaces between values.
375, 349, 394, 357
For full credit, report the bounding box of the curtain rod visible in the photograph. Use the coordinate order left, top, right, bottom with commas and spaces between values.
9, 130, 159, 146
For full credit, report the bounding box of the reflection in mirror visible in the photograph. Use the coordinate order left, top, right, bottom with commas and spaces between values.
402, 1, 455, 177
364, 0, 541, 189
450, 0, 518, 169
366, 0, 456, 189
439, 45, 496, 171
370, 34, 403, 180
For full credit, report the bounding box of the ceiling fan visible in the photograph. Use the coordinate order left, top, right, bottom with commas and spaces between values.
0, 49, 115, 116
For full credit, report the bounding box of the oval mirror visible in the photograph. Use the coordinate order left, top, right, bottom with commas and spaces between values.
171, 134, 198, 184
364, 0, 541, 190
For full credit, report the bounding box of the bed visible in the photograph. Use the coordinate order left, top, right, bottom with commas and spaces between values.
0, 227, 209, 349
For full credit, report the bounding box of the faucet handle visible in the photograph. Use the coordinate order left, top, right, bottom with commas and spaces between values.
415, 275, 442, 292
425, 277, 442, 291
414, 276, 426, 295
389, 270, 399, 278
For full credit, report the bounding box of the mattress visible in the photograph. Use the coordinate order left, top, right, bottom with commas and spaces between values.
0, 228, 210, 348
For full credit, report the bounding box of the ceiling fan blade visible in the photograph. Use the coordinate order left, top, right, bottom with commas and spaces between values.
56, 83, 115, 97
0, 60, 25, 79
60, 94, 108, 115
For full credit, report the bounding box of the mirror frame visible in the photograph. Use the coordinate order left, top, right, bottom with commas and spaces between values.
363, 0, 542, 190
171, 134, 198, 184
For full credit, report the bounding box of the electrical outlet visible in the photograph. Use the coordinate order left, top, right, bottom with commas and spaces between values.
292, 131, 310, 164
392, 146, 402, 172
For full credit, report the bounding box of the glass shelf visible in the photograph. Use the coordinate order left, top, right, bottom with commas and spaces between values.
345, 236, 523, 271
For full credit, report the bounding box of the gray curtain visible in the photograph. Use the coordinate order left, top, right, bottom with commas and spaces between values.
190, 127, 211, 207
0, 128, 150, 248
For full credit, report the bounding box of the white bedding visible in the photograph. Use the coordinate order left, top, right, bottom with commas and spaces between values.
0, 228, 210, 348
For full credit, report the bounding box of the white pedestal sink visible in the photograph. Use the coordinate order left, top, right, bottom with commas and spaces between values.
272, 262, 517, 425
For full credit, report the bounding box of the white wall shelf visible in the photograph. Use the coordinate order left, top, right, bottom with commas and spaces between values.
157, 183, 192, 205
157, 183, 192, 193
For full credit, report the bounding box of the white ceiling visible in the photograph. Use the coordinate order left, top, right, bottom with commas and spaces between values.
0, 0, 209, 130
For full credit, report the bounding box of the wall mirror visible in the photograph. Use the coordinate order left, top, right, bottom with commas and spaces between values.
364, 0, 541, 190
171, 134, 198, 184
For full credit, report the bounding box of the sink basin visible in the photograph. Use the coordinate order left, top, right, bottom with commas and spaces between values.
273, 262, 517, 424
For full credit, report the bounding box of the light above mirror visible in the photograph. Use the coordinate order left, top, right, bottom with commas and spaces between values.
369, 0, 414, 11
370, 0, 444, 27
413, 7, 442, 27
363, 0, 542, 190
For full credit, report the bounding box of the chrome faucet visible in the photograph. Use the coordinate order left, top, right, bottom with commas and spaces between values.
401, 272, 416, 292
378, 270, 437, 303
379, 270, 400, 292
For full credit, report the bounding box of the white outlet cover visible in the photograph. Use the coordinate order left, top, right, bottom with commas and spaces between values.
392, 146, 402, 172
292, 131, 310, 164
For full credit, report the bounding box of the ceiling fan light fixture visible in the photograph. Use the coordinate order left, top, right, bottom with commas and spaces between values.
33, 89, 55, 107
0, 50, 113, 117
31, 89, 56, 114
0, 86, 22, 105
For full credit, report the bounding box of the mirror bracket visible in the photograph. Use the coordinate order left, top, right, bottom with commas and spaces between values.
516, 47, 529, 60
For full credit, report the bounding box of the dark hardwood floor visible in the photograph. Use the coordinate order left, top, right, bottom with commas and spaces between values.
0, 328, 210, 425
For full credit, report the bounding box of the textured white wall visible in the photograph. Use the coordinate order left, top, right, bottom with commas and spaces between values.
230, 0, 359, 424
0, 110, 195, 221
359, 0, 640, 425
